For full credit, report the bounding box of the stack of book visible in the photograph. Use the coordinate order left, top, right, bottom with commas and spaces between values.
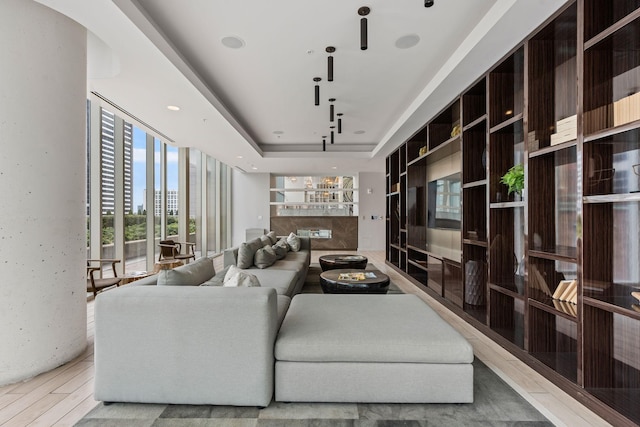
550, 115, 577, 146
613, 92, 640, 126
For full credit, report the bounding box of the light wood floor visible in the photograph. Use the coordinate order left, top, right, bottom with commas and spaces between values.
0, 251, 612, 426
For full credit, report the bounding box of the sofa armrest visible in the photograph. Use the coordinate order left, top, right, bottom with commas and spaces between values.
298, 236, 311, 251
223, 247, 239, 267
94, 286, 278, 406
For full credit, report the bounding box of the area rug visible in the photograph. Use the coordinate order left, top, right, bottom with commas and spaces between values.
77, 264, 553, 426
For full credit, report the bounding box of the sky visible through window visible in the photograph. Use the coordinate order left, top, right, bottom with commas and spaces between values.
132, 127, 178, 213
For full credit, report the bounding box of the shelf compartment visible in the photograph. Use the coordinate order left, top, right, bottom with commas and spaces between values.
489, 118, 525, 204
443, 259, 463, 308
489, 206, 526, 295
584, 15, 640, 135
463, 244, 487, 314
463, 77, 487, 125
583, 200, 640, 313
462, 118, 487, 184
406, 127, 428, 163
528, 302, 578, 383
583, 302, 640, 426
528, 2, 577, 151
429, 99, 461, 150
489, 46, 524, 129
584, 0, 640, 42
489, 286, 525, 349
529, 144, 578, 255
407, 260, 428, 286
463, 185, 487, 242
583, 127, 640, 196
427, 255, 444, 296
407, 158, 427, 249
528, 256, 577, 304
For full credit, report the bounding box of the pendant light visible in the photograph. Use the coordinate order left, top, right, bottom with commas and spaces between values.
326, 47, 335, 82
337, 113, 343, 133
358, 7, 370, 50
329, 98, 336, 122
314, 77, 321, 106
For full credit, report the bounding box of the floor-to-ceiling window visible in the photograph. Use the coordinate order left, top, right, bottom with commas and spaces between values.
124, 126, 148, 272
87, 96, 233, 283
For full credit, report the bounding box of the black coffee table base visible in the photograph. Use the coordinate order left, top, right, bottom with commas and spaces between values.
319, 269, 390, 294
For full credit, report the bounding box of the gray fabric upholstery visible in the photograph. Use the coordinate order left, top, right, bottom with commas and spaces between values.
286, 232, 301, 251
259, 235, 272, 247
274, 294, 474, 404
237, 238, 262, 268
272, 243, 287, 260
266, 231, 278, 245
94, 286, 279, 406
201, 266, 230, 287
156, 257, 215, 286
276, 362, 473, 403
276, 295, 291, 329
243, 269, 298, 296
276, 294, 473, 364
254, 245, 277, 269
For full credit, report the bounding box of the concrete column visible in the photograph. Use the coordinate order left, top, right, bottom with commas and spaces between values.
0, 0, 87, 385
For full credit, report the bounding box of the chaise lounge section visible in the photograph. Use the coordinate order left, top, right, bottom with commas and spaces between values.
275, 294, 474, 403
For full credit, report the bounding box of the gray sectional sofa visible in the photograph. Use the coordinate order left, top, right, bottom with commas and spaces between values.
93, 231, 474, 406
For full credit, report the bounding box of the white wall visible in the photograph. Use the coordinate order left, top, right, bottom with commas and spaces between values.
230, 171, 271, 246
358, 172, 387, 250
0, 0, 87, 385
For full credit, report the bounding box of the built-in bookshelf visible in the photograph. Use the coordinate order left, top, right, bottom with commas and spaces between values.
385, 1, 640, 425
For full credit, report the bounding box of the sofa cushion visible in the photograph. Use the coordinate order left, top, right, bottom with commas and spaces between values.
254, 245, 277, 269
276, 294, 474, 364
276, 238, 290, 251
157, 257, 215, 286
286, 232, 301, 252
267, 231, 278, 245
200, 266, 230, 287
260, 234, 272, 247
237, 238, 263, 268
272, 243, 287, 260
223, 265, 261, 287
245, 268, 298, 296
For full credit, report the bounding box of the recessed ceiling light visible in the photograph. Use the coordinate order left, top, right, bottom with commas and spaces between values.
221, 36, 245, 49
236, 155, 243, 159
273, 130, 284, 135
331, 166, 338, 170
354, 130, 366, 134
251, 166, 258, 170
395, 34, 420, 49
167, 105, 180, 111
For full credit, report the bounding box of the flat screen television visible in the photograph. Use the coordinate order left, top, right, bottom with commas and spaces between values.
427, 173, 462, 230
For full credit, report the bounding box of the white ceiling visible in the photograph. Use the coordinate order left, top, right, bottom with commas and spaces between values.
36, 0, 569, 175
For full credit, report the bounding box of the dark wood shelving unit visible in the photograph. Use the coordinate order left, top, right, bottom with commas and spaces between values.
385, 1, 640, 424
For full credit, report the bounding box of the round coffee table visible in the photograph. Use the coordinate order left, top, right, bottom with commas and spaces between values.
319, 268, 390, 294
319, 254, 368, 271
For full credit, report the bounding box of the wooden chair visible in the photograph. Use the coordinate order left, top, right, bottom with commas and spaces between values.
87, 259, 123, 297
158, 240, 196, 263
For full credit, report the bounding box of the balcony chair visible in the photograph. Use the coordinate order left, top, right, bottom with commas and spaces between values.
158, 240, 196, 263
87, 259, 123, 297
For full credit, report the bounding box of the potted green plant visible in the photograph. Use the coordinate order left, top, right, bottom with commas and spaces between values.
500, 163, 525, 199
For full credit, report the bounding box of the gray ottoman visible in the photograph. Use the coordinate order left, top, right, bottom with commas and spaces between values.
274, 294, 474, 403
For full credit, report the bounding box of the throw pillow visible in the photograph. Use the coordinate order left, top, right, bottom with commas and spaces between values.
272, 243, 287, 260
260, 234, 272, 247
157, 257, 215, 286
266, 230, 278, 245
254, 245, 277, 268
276, 237, 290, 251
223, 266, 261, 287
237, 238, 262, 268
287, 232, 301, 252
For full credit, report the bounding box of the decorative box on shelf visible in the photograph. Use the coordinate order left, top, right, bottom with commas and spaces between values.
613, 92, 640, 127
